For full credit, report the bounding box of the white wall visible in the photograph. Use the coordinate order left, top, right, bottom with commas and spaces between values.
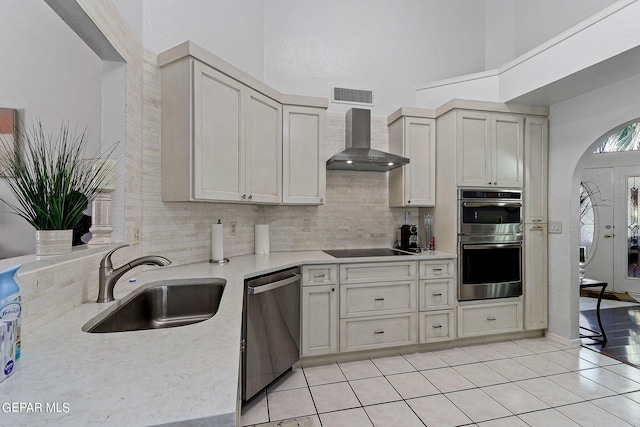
484, 0, 617, 70
142, 0, 265, 80
0, 0, 103, 258
547, 71, 640, 341
263, 0, 486, 115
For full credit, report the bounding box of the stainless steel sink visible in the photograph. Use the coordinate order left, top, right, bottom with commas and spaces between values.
82, 278, 225, 333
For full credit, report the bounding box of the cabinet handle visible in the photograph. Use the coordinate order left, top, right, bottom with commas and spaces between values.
432, 324, 442, 329
408, 200, 411, 204
242, 194, 247, 200
248, 195, 253, 200
432, 293, 442, 297
374, 297, 385, 301
531, 225, 543, 230
320, 198, 324, 203
313, 274, 326, 279
604, 234, 613, 238
433, 268, 442, 272
488, 182, 493, 185
374, 330, 385, 334
487, 317, 496, 321
332, 287, 335, 292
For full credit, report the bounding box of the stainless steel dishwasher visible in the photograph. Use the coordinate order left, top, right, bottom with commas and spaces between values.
242, 267, 301, 401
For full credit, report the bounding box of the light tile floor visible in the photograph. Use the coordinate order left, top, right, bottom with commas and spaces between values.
241, 337, 640, 427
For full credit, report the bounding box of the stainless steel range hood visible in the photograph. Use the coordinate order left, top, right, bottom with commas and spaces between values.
326, 108, 409, 172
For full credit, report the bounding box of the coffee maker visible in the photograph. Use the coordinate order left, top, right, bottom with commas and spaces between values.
399, 224, 421, 253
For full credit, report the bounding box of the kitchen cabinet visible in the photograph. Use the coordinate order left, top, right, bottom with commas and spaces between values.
159, 43, 327, 205
388, 113, 436, 207
161, 58, 282, 203
457, 300, 523, 338
339, 261, 417, 352
418, 259, 456, 343
283, 105, 326, 205
524, 117, 549, 223
455, 111, 524, 188
301, 265, 339, 357
524, 223, 548, 330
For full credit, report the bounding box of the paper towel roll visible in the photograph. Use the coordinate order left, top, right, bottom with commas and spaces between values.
255, 224, 269, 254
212, 222, 224, 261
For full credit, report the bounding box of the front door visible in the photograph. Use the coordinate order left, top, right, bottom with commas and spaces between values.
613, 166, 640, 293
582, 166, 640, 295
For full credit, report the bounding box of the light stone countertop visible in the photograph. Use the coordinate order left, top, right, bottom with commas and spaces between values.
1, 250, 455, 426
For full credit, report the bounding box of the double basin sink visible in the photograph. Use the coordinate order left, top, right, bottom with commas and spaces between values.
82, 278, 225, 333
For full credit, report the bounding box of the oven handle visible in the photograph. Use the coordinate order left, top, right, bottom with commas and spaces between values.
462, 242, 522, 250
248, 273, 301, 295
461, 202, 522, 208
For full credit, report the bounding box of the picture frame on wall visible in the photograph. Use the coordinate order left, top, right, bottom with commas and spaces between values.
0, 108, 18, 177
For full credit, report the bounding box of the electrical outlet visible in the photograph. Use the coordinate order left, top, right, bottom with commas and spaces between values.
230, 221, 237, 236
303, 219, 311, 232
132, 226, 141, 244
549, 221, 563, 234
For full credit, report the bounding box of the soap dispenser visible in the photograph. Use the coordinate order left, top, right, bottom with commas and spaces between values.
0, 265, 21, 359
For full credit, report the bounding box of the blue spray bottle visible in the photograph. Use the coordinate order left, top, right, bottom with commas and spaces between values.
0, 265, 21, 359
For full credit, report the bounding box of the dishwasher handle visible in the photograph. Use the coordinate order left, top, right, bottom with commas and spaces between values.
248, 273, 301, 295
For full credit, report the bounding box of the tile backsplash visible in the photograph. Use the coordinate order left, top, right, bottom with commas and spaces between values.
142, 53, 417, 265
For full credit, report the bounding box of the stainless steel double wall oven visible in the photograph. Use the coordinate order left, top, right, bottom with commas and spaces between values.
458, 189, 523, 301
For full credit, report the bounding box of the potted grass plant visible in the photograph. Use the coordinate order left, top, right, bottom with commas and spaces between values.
0, 119, 118, 255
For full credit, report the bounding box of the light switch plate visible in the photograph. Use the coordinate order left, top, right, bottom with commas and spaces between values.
549, 221, 562, 234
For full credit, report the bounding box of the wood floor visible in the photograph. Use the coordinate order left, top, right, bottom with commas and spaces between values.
581, 302, 640, 367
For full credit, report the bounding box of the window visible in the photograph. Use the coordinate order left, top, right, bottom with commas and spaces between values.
580, 183, 595, 261
595, 122, 640, 153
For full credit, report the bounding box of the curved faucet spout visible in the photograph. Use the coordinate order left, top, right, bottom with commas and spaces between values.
97, 245, 171, 303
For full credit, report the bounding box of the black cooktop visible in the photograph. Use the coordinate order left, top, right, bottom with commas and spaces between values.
323, 248, 418, 258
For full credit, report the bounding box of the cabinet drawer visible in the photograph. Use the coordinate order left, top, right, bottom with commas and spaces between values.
419, 259, 455, 279
419, 279, 455, 311
341, 281, 416, 318
419, 311, 455, 343
340, 313, 416, 352
302, 265, 338, 286
458, 301, 523, 338
340, 261, 416, 284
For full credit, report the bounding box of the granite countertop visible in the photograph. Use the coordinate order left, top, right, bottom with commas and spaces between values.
1, 250, 454, 426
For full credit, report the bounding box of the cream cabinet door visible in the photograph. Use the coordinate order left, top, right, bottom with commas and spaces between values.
193, 61, 245, 201
524, 223, 548, 330
492, 114, 524, 188
524, 117, 548, 223
282, 105, 326, 205
302, 284, 338, 357
389, 116, 436, 207
456, 111, 492, 187
245, 89, 282, 203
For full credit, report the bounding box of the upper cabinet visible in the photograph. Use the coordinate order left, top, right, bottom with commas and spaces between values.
456, 111, 524, 188
283, 106, 326, 205
388, 110, 436, 207
159, 41, 327, 205
524, 117, 549, 223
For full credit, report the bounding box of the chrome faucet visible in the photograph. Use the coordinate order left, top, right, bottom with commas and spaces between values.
97, 244, 171, 303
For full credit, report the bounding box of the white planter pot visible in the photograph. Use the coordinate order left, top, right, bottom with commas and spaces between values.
35, 230, 73, 256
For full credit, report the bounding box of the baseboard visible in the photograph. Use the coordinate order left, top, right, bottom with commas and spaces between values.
546, 331, 581, 348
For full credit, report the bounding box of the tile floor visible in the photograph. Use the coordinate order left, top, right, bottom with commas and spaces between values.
580, 296, 640, 368
241, 336, 640, 426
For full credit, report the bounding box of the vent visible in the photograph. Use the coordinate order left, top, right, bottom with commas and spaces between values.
332, 86, 374, 105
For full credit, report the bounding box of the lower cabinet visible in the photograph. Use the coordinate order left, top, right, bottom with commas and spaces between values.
457, 300, 523, 339
340, 313, 416, 352
419, 310, 454, 343
301, 266, 339, 357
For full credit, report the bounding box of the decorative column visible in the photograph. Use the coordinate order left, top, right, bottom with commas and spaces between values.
88, 159, 117, 245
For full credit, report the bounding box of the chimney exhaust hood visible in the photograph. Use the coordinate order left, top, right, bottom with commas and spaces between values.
326, 108, 409, 172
